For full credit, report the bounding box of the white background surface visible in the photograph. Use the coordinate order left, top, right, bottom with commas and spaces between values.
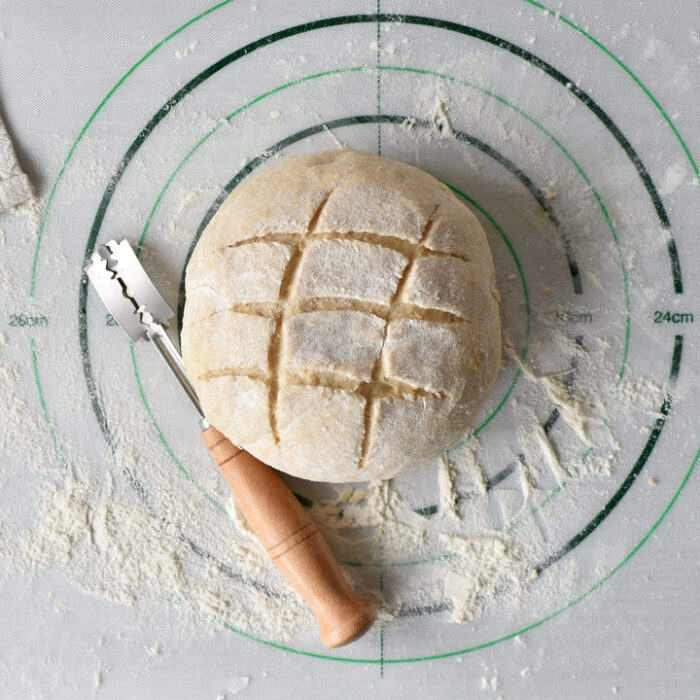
1, 1, 699, 697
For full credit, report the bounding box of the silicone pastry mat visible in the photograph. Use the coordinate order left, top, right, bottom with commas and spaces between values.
0, 1, 698, 697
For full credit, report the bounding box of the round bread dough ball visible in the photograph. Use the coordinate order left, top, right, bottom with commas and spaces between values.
182, 149, 501, 482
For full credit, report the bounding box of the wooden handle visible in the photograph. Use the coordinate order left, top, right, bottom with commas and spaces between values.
201, 426, 376, 648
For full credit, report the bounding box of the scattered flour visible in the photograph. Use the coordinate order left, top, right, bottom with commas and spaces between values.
225, 676, 250, 695
480, 667, 500, 691
145, 642, 164, 656
175, 41, 199, 60
660, 160, 687, 195
440, 535, 531, 622
437, 455, 459, 520
428, 89, 456, 138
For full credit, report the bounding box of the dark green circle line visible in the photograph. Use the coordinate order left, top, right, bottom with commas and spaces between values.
525, 0, 699, 181
78, 14, 684, 335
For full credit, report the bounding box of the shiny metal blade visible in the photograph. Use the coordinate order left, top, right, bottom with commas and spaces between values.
103, 239, 174, 326
85, 251, 148, 342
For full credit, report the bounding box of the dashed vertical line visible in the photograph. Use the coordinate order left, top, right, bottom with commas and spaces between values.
376, 2, 382, 155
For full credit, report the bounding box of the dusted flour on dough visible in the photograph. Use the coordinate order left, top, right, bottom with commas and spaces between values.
183, 149, 501, 482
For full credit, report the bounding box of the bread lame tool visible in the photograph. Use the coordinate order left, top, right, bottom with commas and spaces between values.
85, 239, 376, 648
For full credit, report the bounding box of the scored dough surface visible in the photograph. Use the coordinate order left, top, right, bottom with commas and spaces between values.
182, 148, 501, 482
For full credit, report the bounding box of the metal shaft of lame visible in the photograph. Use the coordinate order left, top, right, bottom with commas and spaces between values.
147, 324, 209, 429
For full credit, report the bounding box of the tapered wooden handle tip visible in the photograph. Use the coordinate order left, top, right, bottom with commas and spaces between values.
201, 426, 377, 648
319, 595, 377, 648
